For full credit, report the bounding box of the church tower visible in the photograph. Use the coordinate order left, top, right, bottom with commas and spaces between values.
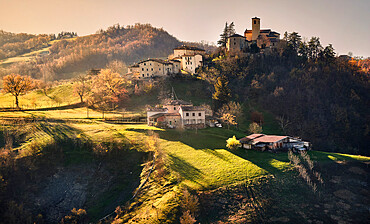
251, 17, 260, 41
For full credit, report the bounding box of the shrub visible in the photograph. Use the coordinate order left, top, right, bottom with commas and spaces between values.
226, 136, 241, 150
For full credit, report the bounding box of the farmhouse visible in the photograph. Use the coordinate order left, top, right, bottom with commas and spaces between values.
147, 99, 206, 129
127, 58, 181, 79
127, 45, 205, 79
239, 134, 310, 151
227, 17, 280, 52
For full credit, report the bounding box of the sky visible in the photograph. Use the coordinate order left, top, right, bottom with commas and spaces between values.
0, 0, 369, 57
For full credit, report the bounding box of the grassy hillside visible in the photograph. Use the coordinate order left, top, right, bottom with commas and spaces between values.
0, 83, 80, 109
1, 104, 369, 223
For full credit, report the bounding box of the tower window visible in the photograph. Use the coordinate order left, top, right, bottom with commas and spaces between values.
254, 20, 256, 24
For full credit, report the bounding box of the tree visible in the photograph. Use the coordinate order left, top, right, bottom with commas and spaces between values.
321, 44, 335, 61
308, 37, 323, 60
217, 101, 243, 125
276, 115, 291, 134
2, 74, 34, 109
227, 22, 236, 37
212, 75, 231, 110
217, 22, 229, 47
287, 32, 302, 53
73, 74, 91, 103
220, 113, 237, 129
88, 69, 128, 118
249, 122, 262, 134
226, 136, 241, 150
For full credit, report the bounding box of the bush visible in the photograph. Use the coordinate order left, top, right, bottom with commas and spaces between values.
226, 136, 241, 150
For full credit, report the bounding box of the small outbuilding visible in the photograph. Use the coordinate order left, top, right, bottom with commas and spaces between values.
239, 134, 310, 151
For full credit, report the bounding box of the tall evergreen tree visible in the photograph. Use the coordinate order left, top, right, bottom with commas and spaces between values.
213, 75, 231, 110
217, 22, 229, 47
227, 22, 236, 37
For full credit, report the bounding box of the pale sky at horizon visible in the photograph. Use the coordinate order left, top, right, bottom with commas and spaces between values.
0, 0, 369, 57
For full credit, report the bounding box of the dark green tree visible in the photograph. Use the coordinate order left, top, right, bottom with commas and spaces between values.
287, 32, 302, 53
227, 22, 236, 37
213, 75, 231, 110
321, 44, 335, 61
308, 37, 323, 60
217, 22, 229, 47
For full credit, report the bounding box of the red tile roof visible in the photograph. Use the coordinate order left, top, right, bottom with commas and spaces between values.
253, 135, 288, 143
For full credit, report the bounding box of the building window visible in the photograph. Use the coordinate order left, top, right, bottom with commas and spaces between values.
142, 68, 144, 71
142, 74, 144, 77
198, 113, 201, 116
147, 73, 149, 76
144, 63, 146, 65
159, 68, 161, 71
192, 113, 195, 116
254, 20, 256, 24
151, 68, 153, 71
150, 63, 152, 66
174, 107, 176, 110
186, 113, 189, 116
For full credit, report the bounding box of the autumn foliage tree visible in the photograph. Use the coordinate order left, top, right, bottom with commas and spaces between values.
73, 74, 91, 103
88, 69, 128, 117
2, 74, 34, 109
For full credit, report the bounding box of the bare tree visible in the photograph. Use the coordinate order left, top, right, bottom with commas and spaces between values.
276, 115, 291, 133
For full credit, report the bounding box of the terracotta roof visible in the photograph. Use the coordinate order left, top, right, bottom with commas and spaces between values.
239, 134, 265, 142
149, 113, 166, 119
147, 107, 167, 112
253, 135, 288, 143
149, 113, 181, 119
174, 45, 205, 51
180, 106, 204, 111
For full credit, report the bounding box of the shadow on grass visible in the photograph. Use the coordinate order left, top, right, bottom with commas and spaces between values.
168, 154, 204, 187
125, 127, 244, 150
231, 148, 290, 176
1, 102, 85, 112
309, 151, 362, 162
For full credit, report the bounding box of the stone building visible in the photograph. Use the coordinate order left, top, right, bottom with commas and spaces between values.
227, 17, 280, 52
147, 99, 206, 129
127, 45, 205, 79
127, 58, 181, 79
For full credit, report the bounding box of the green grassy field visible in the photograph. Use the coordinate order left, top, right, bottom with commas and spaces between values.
118, 124, 369, 190
0, 83, 80, 109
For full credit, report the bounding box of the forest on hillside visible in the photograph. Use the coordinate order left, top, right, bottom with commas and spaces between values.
0, 30, 54, 60
200, 33, 369, 155
0, 24, 182, 81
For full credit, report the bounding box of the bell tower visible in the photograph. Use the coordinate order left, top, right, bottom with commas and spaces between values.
252, 17, 260, 41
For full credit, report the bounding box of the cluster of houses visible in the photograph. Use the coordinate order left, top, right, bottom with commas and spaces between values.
127, 45, 205, 80
239, 133, 310, 152
227, 17, 280, 53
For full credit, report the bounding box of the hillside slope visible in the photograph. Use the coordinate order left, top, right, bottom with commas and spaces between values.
0, 24, 182, 80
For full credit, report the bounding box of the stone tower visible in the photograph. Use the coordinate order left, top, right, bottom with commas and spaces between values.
251, 17, 260, 41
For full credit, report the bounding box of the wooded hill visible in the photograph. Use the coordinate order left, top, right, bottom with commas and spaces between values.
0, 24, 183, 80
199, 40, 369, 156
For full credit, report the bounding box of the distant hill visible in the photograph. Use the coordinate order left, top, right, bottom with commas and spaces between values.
0, 30, 54, 60
0, 24, 184, 80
